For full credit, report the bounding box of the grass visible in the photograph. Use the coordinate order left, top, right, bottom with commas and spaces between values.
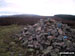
0, 25, 25, 56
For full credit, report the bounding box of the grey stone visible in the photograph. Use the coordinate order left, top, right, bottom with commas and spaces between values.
13, 18, 75, 56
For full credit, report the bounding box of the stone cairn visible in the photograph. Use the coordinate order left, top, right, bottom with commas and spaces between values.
13, 18, 75, 56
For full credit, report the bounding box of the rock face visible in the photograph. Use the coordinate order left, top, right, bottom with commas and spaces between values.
13, 18, 75, 56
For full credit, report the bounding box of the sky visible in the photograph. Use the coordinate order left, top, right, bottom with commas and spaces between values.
0, 0, 75, 16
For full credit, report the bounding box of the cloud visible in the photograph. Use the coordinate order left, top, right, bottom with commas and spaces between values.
0, 0, 75, 16
0, 0, 7, 7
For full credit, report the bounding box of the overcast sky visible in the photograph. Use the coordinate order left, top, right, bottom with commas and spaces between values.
0, 0, 75, 16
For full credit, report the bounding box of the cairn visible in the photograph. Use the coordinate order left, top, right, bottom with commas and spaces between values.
13, 18, 75, 56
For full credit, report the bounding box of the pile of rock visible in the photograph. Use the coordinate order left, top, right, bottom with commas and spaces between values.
13, 18, 75, 56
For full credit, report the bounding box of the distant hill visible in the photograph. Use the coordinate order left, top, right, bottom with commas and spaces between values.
54, 14, 75, 20
0, 14, 50, 25
0, 14, 75, 28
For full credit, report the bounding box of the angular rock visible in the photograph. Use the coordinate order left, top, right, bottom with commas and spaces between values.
13, 18, 75, 56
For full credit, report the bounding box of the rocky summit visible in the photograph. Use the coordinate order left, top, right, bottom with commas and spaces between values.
13, 18, 75, 56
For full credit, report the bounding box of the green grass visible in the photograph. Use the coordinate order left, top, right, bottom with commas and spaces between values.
0, 25, 25, 56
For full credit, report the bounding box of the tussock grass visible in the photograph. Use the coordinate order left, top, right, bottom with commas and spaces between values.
0, 25, 25, 56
